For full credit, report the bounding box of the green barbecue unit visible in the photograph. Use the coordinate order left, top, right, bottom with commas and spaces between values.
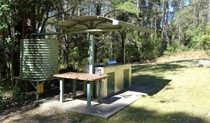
95, 64, 131, 98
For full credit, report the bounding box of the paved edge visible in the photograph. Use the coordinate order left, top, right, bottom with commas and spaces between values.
38, 85, 155, 119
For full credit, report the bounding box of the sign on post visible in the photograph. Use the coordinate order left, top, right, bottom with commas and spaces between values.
37, 82, 44, 93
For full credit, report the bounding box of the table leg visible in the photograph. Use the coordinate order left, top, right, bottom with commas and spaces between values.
36, 82, 39, 100
83, 81, 87, 95
72, 79, 76, 99
60, 79, 64, 102
98, 79, 102, 103
87, 82, 91, 107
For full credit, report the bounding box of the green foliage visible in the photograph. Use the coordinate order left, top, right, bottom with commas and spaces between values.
0, 80, 14, 111
96, 35, 114, 63
0, 43, 5, 76
171, 6, 193, 45
0, 36, 17, 83
69, 47, 88, 71
198, 35, 210, 50
62, 34, 90, 71
115, 1, 140, 18
0, 2, 17, 33
126, 31, 162, 63
188, 25, 210, 50
202, 26, 210, 50
171, 0, 210, 53
0, 85, 5, 111
164, 42, 181, 56
140, 38, 160, 61
0, 4, 9, 30
126, 43, 140, 63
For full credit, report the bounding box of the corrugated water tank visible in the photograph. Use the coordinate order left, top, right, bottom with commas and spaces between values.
20, 39, 58, 79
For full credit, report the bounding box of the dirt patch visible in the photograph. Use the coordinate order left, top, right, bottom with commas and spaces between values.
0, 100, 82, 123
0, 88, 81, 123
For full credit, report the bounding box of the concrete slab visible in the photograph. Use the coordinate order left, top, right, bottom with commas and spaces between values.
36, 86, 155, 119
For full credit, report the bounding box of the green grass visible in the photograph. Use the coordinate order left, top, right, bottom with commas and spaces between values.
9, 60, 210, 123
129, 61, 210, 123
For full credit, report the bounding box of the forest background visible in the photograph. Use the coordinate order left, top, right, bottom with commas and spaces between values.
0, 0, 210, 103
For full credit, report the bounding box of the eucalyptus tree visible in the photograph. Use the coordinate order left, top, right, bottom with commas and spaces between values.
171, 0, 210, 50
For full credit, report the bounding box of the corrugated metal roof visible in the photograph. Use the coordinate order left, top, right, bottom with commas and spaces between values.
58, 16, 153, 33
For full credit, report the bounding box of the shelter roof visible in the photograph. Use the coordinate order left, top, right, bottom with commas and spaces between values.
58, 16, 153, 33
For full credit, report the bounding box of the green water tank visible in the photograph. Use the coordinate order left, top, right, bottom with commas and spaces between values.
20, 39, 59, 79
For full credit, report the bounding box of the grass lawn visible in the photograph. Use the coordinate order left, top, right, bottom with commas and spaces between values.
127, 61, 210, 123
3, 60, 210, 123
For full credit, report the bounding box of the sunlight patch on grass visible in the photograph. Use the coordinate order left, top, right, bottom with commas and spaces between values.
130, 61, 210, 122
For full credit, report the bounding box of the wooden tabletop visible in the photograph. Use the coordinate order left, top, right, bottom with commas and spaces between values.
54, 72, 108, 81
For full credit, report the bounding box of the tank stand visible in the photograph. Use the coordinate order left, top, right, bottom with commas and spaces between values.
14, 77, 54, 100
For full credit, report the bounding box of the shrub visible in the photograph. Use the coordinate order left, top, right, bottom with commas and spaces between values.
164, 41, 182, 56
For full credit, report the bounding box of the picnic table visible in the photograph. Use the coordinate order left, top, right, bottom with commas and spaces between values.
54, 72, 108, 107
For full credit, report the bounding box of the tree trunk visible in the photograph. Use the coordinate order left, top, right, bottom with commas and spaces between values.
208, 1, 210, 24
64, 34, 69, 64
94, 3, 102, 63
120, 29, 127, 63
9, 26, 15, 83
110, 33, 113, 60
161, 0, 169, 55
178, 0, 185, 47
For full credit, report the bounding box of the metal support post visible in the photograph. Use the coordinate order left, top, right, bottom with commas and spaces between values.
87, 82, 91, 107
98, 79, 102, 103
89, 34, 94, 74
60, 79, 64, 102
36, 82, 39, 100
72, 79, 76, 99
